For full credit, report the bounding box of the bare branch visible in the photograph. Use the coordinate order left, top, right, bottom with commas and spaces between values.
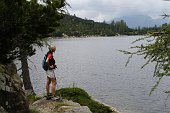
161, 12, 170, 19
28, 58, 37, 71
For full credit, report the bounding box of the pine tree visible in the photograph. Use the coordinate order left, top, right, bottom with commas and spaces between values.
0, 0, 66, 92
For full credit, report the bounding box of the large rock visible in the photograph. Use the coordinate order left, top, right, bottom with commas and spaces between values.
0, 63, 29, 113
0, 106, 7, 113
30, 98, 92, 113
57, 100, 92, 113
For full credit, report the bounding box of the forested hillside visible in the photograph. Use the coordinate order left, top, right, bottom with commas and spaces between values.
54, 14, 129, 37
52, 14, 163, 37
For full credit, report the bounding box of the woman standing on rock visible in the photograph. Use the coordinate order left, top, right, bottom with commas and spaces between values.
45, 45, 58, 100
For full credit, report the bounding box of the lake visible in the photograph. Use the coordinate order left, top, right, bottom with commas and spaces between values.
29, 36, 170, 113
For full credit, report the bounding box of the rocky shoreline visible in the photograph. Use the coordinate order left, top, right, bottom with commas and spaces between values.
0, 63, 120, 113
30, 97, 92, 113
30, 96, 121, 113
28, 90, 121, 113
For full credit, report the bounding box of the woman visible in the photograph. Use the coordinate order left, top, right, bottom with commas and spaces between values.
45, 45, 58, 100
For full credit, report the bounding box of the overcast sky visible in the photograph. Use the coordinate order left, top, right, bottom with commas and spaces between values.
66, 0, 170, 22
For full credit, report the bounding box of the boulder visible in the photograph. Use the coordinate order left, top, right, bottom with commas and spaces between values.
57, 100, 92, 113
0, 106, 7, 113
30, 98, 92, 113
0, 63, 29, 113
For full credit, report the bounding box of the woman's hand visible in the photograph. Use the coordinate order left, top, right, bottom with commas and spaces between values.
50, 65, 54, 69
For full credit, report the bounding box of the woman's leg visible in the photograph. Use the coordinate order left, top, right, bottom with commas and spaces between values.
46, 76, 51, 96
51, 77, 56, 96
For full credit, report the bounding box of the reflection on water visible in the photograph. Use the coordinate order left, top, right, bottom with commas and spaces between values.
29, 36, 170, 113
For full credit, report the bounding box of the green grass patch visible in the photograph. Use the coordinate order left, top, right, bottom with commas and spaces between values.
56, 87, 115, 113
27, 95, 42, 104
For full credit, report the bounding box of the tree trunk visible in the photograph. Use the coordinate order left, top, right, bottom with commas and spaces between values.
21, 52, 34, 92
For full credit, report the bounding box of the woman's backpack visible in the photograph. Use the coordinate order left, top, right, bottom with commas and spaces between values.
42, 55, 48, 71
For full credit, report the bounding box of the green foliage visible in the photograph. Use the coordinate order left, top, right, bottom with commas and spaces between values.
27, 95, 42, 104
55, 15, 134, 37
132, 25, 160, 35
53, 14, 162, 37
57, 87, 115, 113
0, 0, 66, 64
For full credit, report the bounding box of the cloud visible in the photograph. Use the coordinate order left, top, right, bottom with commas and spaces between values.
66, 0, 170, 22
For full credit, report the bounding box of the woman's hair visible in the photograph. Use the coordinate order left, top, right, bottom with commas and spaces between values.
48, 45, 56, 51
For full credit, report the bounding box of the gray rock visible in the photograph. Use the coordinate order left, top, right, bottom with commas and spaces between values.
0, 106, 7, 113
58, 105, 92, 113
57, 100, 92, 113
30, 98, 92, 113
24, 89, 35, 96
0, 63, 29, 113
13, 73, 23, 90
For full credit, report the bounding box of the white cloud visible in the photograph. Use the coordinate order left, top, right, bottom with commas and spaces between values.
66, 0, 170, 22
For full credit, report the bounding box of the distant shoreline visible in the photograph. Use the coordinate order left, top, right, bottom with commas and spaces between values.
49, 34, 146, 39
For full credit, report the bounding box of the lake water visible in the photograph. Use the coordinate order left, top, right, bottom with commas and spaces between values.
29, 36, 170, 113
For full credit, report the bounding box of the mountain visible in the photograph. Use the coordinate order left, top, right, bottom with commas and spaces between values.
114, 15, 170, 28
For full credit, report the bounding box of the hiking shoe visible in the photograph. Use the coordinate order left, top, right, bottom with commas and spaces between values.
51, 96, 60, 101
46, 95, 52, 100
45, 93, 53, 100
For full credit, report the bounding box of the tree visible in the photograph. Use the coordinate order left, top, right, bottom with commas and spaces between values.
0, 0, 66, 92
120, 23, 170, 94
120, 0, 170, 94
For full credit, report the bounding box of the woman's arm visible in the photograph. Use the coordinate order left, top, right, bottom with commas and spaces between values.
46, 56, 54, 69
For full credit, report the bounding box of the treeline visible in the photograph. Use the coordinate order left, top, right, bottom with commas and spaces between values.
132, 25, 161, 35
54, 14, 129, 37
53, 14, 164, 37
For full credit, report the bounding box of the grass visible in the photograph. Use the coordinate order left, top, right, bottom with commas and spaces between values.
56, 87, 116, 113
27, 95, 42, 113
27, 95, 42, 104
